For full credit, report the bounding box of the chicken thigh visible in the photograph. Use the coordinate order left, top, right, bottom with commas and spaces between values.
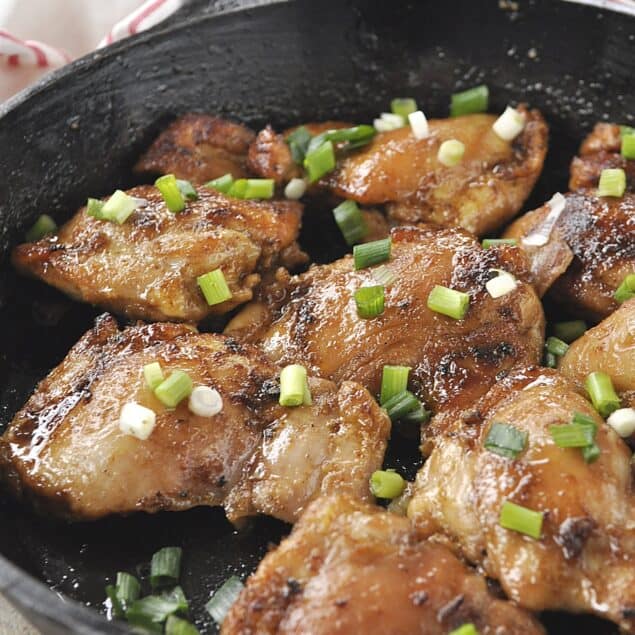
0, 315, 390, 523
223, 494, 545, 635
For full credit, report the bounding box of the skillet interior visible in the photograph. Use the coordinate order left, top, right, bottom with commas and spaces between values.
0, 0, 633, 632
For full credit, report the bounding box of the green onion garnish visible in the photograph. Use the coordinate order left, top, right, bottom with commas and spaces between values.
553, 320, 587, 343
304, 140, 336, 183
25, 214, 57, 242
597, 168, 626, 198
354, 285, 385, 319
373, 264, 396, 286
101, 190, 137, 224
105, 572, 141, 618
353, 237, 391, 270
427, 285, 470, 320
166, 615, 200, 635
150, 546, 182, 590
582, 442, 601, 463
585, 371, 621, 418
143, 362, 165, 390
333, 200, 368, 245
126, 586, 188, 632
545, 336, 569, 357
205, 173, 234, 194
380, 365, 411, 405
197, 269, 232, 306
499, 500, 543, 539
155, 174, 186, 213
206, 576, 244, 625
286, 126, 312, 164
549, 422, 595, 448
154, 370, 193, 408
86, 197, 106, 219
390, 98, 418, 118
176, 179, 198, 201
450, 85, 489, 117
482, 238, 517, 249
279, 364, 311, 407
614, 274, 635, 304
243, 179, 275, 200
544, 351, 557, 368
401, 404, 431, 425
621, 125, 635, 137
306, 125, 376, 155
369, 469, 405, 499
484, 422, 528, 459
621, 134, 635, 160
383, 390, 420, 422
227, 178, 248, 199
437, 139, 465, 167
449, 625, 480, 635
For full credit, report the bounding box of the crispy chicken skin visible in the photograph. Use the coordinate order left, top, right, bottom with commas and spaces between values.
569, 123, 635, 191
322, 107, 548, 236
0, 315, 390, 522
12, 185, 307, 323
225, 226, 544, 416
409, 368, 635, 631
504, 190, 635, 321
134, 113, 256, 182
223, 494, 545, 635
560, 297, 635, 409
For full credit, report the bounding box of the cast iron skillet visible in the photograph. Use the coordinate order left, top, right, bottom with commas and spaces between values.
0, 0, 633, 632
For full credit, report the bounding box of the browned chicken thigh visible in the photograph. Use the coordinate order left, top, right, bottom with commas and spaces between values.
0, 315, 389, 522
223, 494, 545, 635
134, 113, 256, 182
12, 185, 306, 322
409, 368, 635, 631
225, 225, 544, 416
504, 190, 635, 321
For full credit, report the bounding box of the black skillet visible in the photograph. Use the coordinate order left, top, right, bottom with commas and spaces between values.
0, 0, 633, 632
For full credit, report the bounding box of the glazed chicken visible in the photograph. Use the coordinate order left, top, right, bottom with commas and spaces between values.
504, 190, 635, 320
409, 368, 635, 631
223, 494, 545, 635
134, 113, 256, 182
12, 185, 306, 322
569, 122, 635, 191
225, 225, 544, 416
0, 314, 390, 522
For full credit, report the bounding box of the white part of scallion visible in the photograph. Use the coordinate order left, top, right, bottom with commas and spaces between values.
522, 192, 566, 247
493, 106, 526, 141
374, 112, 406, 132
284, 178, 307, 200
119, 402, 156, 440
408, 110, 429, 140
189, 386, 223, 417
437, 139, 465, 167
606, 408, 635, 438
485, 271, 518, 298
206, 576, 244, 624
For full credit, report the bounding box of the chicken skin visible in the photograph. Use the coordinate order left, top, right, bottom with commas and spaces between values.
225, 225, 544, 416
0, 315, 390, 523
12, 185, 306, 323
569, 123, 635, 192
223, 494, 545, 635
409, 368, 635, 631
134, 113, 256, 182
504, 190, 635, 321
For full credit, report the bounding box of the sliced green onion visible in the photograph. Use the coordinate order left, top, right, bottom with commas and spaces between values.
353, 237, 391, 269
279, 364, 311, 407
206, 576, 244, 625
144, 362, 165, 390
101, 189, 137, 224
621, 125, 635, 137
304, 140, 336, 183
544, 351, 557, 368
354, 285, 385, 319
614, 274, 635, 303
333, 200, 368, 245
150, 546, 182, 589
437, 139, 465, 167
205, 173, 234, 194
176, 179, 198, 201
86, 197, 106, 219
499, 500, 543, 539
306, 125, 376, 155
197, 269, 232, 306
370, 469, 405, 499
546, 336, 569, 357
390, 98, 418, 118
286, 126, 312, 164
549, 423, 595, 448
243, 179, 275, 200
166, 615, 200, 635
482, 238, 517, 249
227, 178, 248, 199
553, 320, 587, 343
621, 134, 635, 160
585, 371, 621, 417
427, 285, 470, 320
155, 174, 186, 213
126, 586, 188, 632
105, 572, 141, 618
597, 168, 626, 198
373, 264, 396, 286
380, 365, 411, 405
484, 422, 528, 459
449, 625, 480, 635
25, 214, 57, 241
582, 442, 601, 464
450, 85, 489, 117
383, 390, 420, 422
401, 404, 431, 425
154, 370, 193, 408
